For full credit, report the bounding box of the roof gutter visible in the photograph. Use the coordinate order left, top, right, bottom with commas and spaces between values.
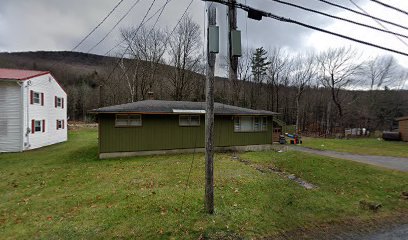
88, 111, 278, 116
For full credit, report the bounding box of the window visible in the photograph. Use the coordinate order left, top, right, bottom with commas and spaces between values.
115, 114, 142, 127
179, 115, 200, 126
234, 116, 267, 132
34, 121, 41, 132
30, 91, 43, 105
56, 120, 65, 130
55, 96, 64, 108
33, 92, 40, 104
31, 120, 45, 133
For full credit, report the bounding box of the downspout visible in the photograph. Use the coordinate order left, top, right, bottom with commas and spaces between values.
16, 80, 25, 151
20, 80, 32, 150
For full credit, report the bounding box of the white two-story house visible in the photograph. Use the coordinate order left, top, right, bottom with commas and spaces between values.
0, 68, 67, 152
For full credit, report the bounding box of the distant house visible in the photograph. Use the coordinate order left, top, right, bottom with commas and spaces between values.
90, 100, 278, 159
396, 116, 408, 141
0, 68, 67, 152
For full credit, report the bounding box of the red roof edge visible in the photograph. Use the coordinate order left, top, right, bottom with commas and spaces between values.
19, 71, 51, 80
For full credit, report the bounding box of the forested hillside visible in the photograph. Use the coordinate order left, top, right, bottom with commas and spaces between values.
2, 14, 408, 135
0, 49, 407, 135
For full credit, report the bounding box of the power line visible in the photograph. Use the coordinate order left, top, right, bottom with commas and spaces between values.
204, 0, 408, 57
349, 0, 408, 49
102, 0, 194, 103
104, 0, 194, 87
370, 0, 408, 16
270, 0, 408, 40
180, 129, 198, 213
104, 0, 158, 81
87, 0, 143, 53
105, 0, 172, 55
317, 0, 408, 32
71, 0, 126, 51
146, 0, 172, 36
112, 0, 194, 82
49, 0, 126, 69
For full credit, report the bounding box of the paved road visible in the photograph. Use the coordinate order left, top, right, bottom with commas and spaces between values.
359, 224, 408, 240
329, 224, 408, 240
289, 146, 408, 172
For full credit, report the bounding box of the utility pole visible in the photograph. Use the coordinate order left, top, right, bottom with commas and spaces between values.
205, 4, 217, 214
228, 0, 238, 85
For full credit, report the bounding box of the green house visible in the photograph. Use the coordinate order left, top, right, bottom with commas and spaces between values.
90, 100, 278, 159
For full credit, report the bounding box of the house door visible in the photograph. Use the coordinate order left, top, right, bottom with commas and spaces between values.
273, 128, 281, 142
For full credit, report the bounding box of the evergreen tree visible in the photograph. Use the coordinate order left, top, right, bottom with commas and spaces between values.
251, 47, 270, 84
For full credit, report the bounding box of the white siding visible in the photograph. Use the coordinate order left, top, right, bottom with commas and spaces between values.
0, 81, 22, 152
22, 74, 67, 150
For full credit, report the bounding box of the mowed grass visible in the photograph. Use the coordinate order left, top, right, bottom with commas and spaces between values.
302, 137, 408, 158
0, 128, 407, 239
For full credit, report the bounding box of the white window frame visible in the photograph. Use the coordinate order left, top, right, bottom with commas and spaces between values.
115, 114, 142, 127
179, 115, 201, 127
34, 120, 42, 132
33, 92, 41, 104
234, 116, 267, 132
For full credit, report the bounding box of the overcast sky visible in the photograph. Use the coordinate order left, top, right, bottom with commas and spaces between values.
1, 0, 408, 81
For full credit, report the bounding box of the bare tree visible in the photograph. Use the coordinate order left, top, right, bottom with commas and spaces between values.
266, 47, 291, 112
318, 47, 362, 133
120, 25, 167, 101
365, 55, 397, 90
235, 48, 252, 106
167, 16, 202, 100
291, 53, 318, 133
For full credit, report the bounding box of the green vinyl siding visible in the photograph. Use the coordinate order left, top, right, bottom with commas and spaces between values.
98, 114, 273, 153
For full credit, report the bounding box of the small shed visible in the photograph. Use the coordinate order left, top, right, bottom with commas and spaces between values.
396, 116, 408, 142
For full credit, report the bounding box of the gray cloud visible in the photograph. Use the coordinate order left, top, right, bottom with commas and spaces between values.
1, 0, 407, 76
0, 0, 366, 53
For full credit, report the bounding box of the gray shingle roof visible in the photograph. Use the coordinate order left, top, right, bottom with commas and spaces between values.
89, 100, 278, 116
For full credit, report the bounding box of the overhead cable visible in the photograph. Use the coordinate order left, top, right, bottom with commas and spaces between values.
87, 0, 143, 53
203, 0, 408, 57
71, 0, 126, 51
270, 0, 408, 40
317, 0, 408, 32
370, 0, 408, 16
349, 0, 408, 49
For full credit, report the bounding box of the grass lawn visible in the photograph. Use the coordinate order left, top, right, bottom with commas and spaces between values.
1, 128, 407, 239
301, 137, 408, 158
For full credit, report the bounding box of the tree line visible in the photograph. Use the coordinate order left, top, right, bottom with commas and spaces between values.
61, 16, 408, 135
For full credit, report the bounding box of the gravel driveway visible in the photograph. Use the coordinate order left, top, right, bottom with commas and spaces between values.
289, 146, 408, 172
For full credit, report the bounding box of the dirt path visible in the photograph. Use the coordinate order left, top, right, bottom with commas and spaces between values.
289, 146, 408, 172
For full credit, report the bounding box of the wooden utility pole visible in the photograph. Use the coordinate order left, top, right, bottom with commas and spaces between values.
228, 0, 238, 84
205, 4, 216, 214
